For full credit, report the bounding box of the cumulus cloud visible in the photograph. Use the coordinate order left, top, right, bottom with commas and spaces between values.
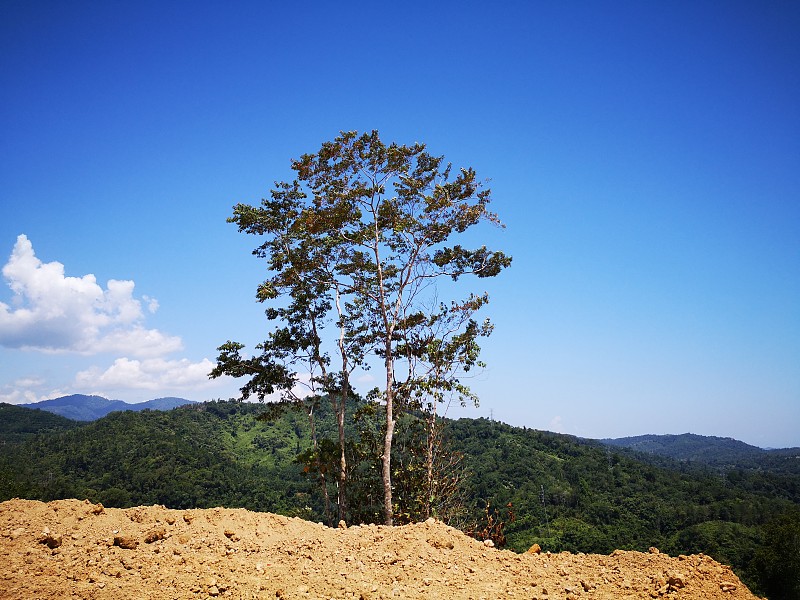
75, 357, 219, 392
0, 386, 41, 405
0, 235, 181, 356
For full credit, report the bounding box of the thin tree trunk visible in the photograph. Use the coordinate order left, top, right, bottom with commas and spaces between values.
334, 285, 349, 523
337, 388, 347, 522
425, 403, 437, 520
307, 405, 332, 525
382, 344, 395, 526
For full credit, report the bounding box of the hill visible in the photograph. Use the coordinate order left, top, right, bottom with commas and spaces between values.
19, 394, 196, 421
601, 433, 765, 462
601, 433, 800, 475
0, 403, 82, 444
0, 400, 307, 512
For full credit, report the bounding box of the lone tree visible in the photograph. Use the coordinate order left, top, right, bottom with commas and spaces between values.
212, 130, 510, 525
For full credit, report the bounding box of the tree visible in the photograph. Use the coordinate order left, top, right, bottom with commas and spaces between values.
210, 183, 360, 523
213, 130, 510, 525
753, 508, 800, 600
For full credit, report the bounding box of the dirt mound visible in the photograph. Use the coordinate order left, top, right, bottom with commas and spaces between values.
1, 499, 760, 599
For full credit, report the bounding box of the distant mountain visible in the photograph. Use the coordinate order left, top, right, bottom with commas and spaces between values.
601, 433, 800, 477
19, 394, 196, 421
601, 433, 766, 464
136, 397, 198, 412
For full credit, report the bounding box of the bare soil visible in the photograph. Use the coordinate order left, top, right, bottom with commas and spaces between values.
0, 499, 761, 599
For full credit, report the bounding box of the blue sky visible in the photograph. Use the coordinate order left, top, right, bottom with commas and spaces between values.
1, 1, 798, 448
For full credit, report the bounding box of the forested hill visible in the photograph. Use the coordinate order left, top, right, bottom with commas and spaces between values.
0, 403, 82, 444
0, 400, 798, 597
601, 433, 800, 474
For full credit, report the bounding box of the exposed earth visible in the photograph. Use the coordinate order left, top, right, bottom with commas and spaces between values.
1, 499, 761, 599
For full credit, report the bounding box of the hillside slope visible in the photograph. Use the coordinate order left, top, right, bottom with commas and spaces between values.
0, 403, 81, 442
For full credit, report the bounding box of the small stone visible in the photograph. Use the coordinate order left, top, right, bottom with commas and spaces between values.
483, 539, 494, 548
720, 581, 737, 592
39, 533, 62, 549
648, 546, 660, 554
527, 543, 542, 554
144, 528, 166, 543
667, 573, 686, 589
338, 520, 347, 529
113, 536, 138, 550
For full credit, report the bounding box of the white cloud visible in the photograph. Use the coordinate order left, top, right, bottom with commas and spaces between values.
12, 376, 45, 388
142, 295, 159, 313
0, 235, 181, 356
0, 387, 40, 404
549, 415, 564, 433
75, 357, 220, 393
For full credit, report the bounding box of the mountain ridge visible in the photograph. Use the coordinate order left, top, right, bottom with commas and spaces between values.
600, 432, 800, 467
18, 394, 196, 421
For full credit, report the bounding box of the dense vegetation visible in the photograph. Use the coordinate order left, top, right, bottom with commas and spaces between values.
1, 400, 798, 597
0, 404, 83, 444
0, 401, 312, 515
603, 433, 800, 471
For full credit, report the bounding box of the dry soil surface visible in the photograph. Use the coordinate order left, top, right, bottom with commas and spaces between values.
0, 499, 761, 600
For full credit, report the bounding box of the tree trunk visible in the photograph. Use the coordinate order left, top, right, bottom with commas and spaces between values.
334, 285, 349, 523
337, 387, 347, 522
382, 346, 395, 526
307, 405, 332, 525
425, 405, 437, 520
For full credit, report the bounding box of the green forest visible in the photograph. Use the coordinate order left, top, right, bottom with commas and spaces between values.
1, 400, 798, 598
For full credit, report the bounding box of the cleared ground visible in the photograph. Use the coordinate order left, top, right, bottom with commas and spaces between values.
0, 499, 759, 599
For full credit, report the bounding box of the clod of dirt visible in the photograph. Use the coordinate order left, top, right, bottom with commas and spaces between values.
144, 527, 166, 543
38, 527, 62, 549
0, 498, 762, 599
113, 535, 138, 549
